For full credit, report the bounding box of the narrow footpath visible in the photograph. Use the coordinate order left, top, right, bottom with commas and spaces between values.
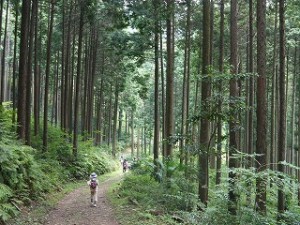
44, 174, 123, 225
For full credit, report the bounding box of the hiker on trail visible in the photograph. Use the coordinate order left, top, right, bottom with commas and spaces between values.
122, 159, 128, 173
87, 172, 99, 207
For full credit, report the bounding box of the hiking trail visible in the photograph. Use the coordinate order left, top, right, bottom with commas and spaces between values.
44, 174, 123, 225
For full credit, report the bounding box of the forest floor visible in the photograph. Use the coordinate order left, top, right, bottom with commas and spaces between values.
43, 172, 123, 225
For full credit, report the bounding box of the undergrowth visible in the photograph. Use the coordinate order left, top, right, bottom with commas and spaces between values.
0, 107, 118, 224
111, 157, 300, 225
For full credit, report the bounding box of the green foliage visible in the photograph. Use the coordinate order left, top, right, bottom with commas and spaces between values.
30, 124, 119, 180
0, 140, 54, 202
0, 108, 118, 223
117, 159, 200, 211
113, 157, 300, 225
70, 143, 119, 179
30, 123, 73, 164
0, 112, 53, 222
0, 184, 18, 223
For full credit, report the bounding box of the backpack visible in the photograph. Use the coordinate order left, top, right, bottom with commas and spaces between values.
90, 180, 97, 189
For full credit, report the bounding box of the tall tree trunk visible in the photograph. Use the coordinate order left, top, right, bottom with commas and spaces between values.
137, 128, 140, 159
165, 0, 175, 168
180, 0, 191, 167
228, 0, 239, 216
81, 37, 89, 139
199, 0, 210, 207
12, 0, 19, 125
63, 1, 73, 132
159, 21, 166, 158
107, 84, 113, 145
153, 0, 160, 169
209, 1, 215, 170
33, 0, 39, 136
69, 18, 77, 137
270, 0, 278, 173
290, 46, 297, 177
96, 82, 104, 145
0, 0, 4, 103
248, 0, 254, 168
60, 0, 66, 130
112, 82, 119, 158
88, 31, 98, 137
73, 3, 84, 160
25, 0, 35, 145
298, 46, 300, 206
96, 54, 105, 145
131, 110, 134, 157
255, 0, 267, 214
53, 51, 59, 126
0, 0, 9, 104
118, 108, 122, 141
216, 0, 224, 185
17, 0, 31, 141
277, 0, 286, 219
210, 0, 214, 66
43, 1, 55, 151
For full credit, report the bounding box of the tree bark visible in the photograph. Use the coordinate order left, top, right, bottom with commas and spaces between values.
17, 0, 31, 141
43, 1, 55, 151
290, 46, 297, 177
216, 0, 224, 185
165, 0, 175, 167
247, 0, 254, 168
277, 0, 286, 219
131, 109, 134, 157
112, 81, 119, 158
160, 21, 166, 158
153, 0, 160, 168
199, 0, 211, 207
12, 0, 19, 125
270, 0, 278, 173
255, 0, 267, 214
0, 0, 4, 103
73, 2, 84, 159
33, 0, 39, 136
180, 0, 191, 167
60, 0, 66, 130
228, 0, 239, 216
63, 1, 73, 132
25, 0, 35, 145
0, 0, 9, 104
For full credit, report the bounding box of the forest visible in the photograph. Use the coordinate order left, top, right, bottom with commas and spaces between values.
0, 0, 300, 224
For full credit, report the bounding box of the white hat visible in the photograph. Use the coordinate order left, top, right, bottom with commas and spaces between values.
90, 172, 97, 178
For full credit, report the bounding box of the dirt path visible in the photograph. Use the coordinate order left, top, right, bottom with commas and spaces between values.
44, 174, 123, 225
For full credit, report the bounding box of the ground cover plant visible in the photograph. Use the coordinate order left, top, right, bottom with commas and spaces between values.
112, 157, 300, 225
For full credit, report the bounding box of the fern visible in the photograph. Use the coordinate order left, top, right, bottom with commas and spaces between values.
0, 183, 18, 223
0, 203, 18, 222
0, 183, 12, 202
